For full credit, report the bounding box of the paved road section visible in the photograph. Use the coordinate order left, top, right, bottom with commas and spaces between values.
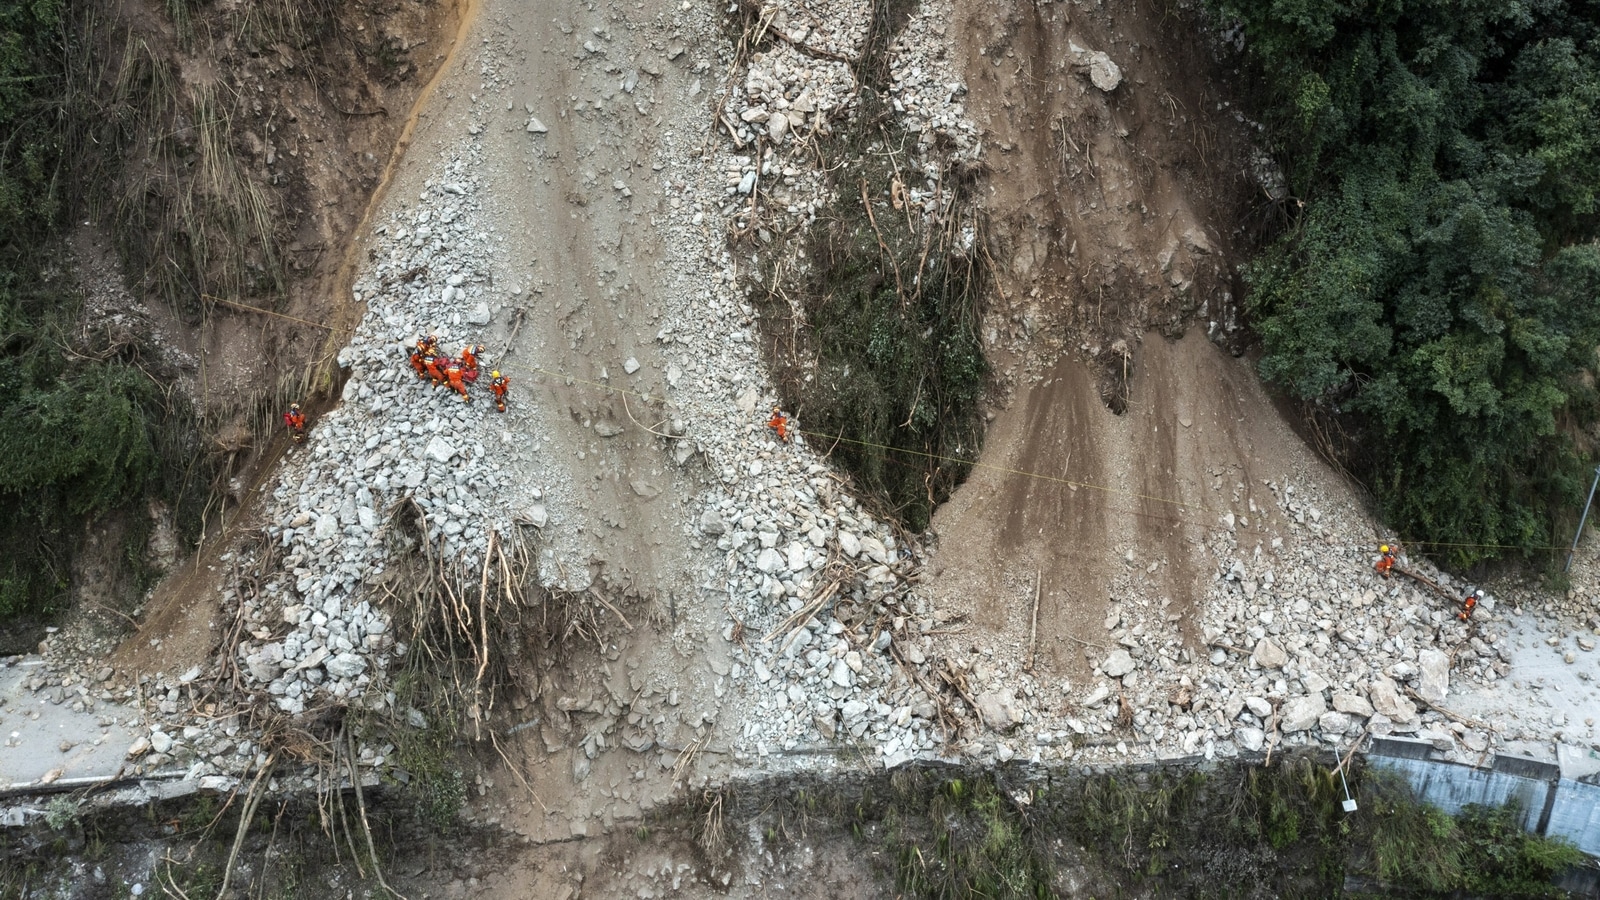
0, 657, 142, 794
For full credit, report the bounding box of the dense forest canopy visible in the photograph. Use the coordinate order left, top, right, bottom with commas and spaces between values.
1212, 0, 1600, 565
0, 0, 178, 622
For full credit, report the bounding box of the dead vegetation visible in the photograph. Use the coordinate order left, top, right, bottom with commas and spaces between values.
175, 492, 645, 893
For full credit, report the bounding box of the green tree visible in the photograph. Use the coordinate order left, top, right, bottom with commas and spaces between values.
0, 0, 184, 624
1214, 0, 1600, 563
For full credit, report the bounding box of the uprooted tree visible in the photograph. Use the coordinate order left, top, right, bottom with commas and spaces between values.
1212, 0, 1600, 565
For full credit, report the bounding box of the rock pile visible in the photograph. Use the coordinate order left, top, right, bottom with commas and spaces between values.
653, 0, 987, 767
229, 160, 548, 716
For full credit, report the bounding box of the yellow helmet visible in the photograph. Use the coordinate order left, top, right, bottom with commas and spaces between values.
491, 370, 501, 379
1380, 545, 1390, 553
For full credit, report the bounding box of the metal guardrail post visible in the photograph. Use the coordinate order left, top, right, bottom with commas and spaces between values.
1564, 465, 1600, 573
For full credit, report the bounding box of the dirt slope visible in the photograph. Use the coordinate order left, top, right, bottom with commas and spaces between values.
925, 331, 1302, 678
962, 0, 1253, 365
92, 0, 466, 681
324, 0, 745, 848
917, 0, 1274, 679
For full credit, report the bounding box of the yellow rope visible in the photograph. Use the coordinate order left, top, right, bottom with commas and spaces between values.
483, 358, 1578, 552
212, 290, 1569, 555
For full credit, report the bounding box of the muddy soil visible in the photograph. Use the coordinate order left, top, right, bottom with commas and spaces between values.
915, 0, 1288, 683
85, 0, 465, 681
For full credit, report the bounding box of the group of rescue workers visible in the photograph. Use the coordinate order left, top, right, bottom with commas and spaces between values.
406, 334, 510, 411
1375, 543, 1481, 622
282, 334, 514, 446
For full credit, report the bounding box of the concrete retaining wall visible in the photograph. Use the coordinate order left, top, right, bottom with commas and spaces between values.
1550, 779, 1600, 858
1369, 736, 1600, 858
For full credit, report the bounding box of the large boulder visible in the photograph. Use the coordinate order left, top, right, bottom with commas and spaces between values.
975, 689, 1022, 732
1332, 692, 1375, 718
1252, 637, 1288, 669
1102, 649, 1138, 678
1368, 675, 1417, 723
1280, 693, 1326, 733
1417, 649, 1450, 704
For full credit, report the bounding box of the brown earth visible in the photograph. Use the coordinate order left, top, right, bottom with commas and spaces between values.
924, 331, 1299, 681
916, 0, 1296, 683
962, 0, 1255, 382
365, 0, 745, 849
93, 0, 470, 682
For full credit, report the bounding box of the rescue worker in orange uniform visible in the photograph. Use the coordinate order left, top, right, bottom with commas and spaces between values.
1459, 589, 1481, 622
768, 406, 791, 443
460, 343, 484, 383
1375, 544, 1396, 579
489, 371, 509, 413
423, 354, 446, 386
408, 346, 428, 380
283, 403, 307, 444
445, 359, 471, 402
418, 333, 439, 358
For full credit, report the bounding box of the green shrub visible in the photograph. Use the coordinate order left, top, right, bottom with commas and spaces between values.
761, 104, 987, 531
1211, 0, 1600, 564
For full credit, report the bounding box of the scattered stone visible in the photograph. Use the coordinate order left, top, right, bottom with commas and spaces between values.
325, 653, 366, 679
756, 548, 785, 574
1101, 649, 1138, 678
1417, 649, 1450, 704
838, 531, 861, 558
1368, 675, 1417, 723
1236, 726, 1265, 752
425, 436, 457, 463
1331, 693, 1375, 718
524, 503, 549, 528
975, 689, 1021, 732
1280, 694, 1326, 733
1317, 711, 1354, 735
1251, 637, 1287, 669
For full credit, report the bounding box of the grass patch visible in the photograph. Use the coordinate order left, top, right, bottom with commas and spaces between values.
646, 760, 1586, 899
